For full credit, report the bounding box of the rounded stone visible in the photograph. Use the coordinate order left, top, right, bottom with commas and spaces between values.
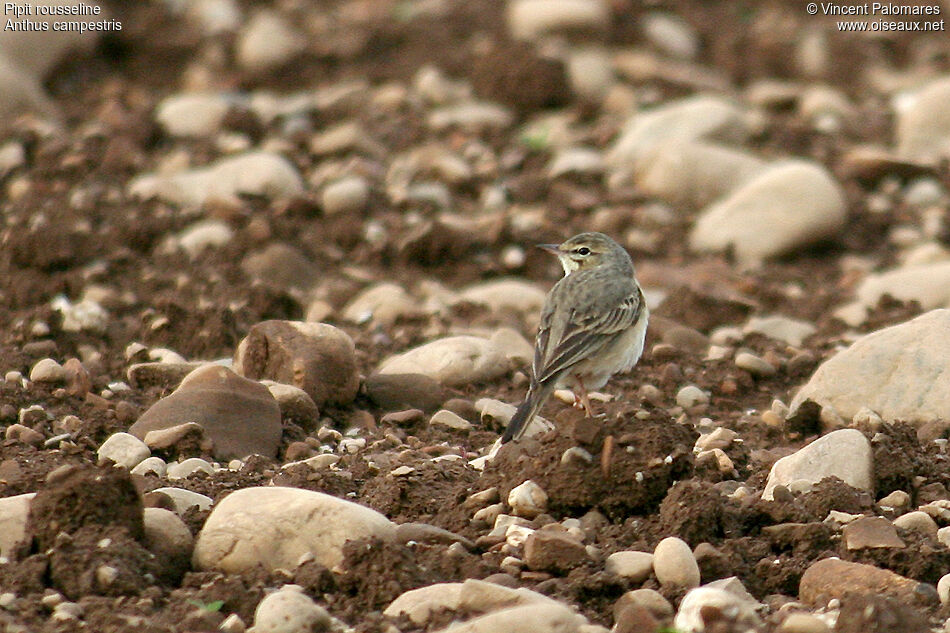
652, 536, 700, 589
29, 358, 66, 383
97, 433, 151, 470
252, 585, 330, 633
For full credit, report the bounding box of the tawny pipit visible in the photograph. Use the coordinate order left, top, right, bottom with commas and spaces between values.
502, 232, 649, 443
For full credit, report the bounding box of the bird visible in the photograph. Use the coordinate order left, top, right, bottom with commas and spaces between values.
501, 232, 649, 443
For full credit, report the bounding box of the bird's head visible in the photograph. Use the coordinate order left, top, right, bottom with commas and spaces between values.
539, 232, 630, 276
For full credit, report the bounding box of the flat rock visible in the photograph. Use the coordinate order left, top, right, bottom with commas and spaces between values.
763, 429, 872, 501
843, 516, 904, 550
377, 336, 509, 388
150, 487, 213, 514
342, 283, 425, 327
855, 262, 950, 310
155, 92, 232, 138
607, 95, 747, 167
129, 151, 303, 206
455, 279, 547, 321
896, 76, 950, 164
241, 243, 319, 293
234, 320, 359, 407
193, 486, 396, 572
789, 310, 950, 428
507, 0, 608, 40
524, 530, 588, 573
605, 551, 654, 583
744, 315, 817, 347
630, 141, 765, 208
689, 160, 846, 267
364, 372, 445, 411
130, 365, 281, 460
431, 601, 586, 633
799, 558, 938, 607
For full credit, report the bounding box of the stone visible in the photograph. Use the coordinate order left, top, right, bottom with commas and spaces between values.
789, 310, 950, 428
430, 409, 473, 431
676, 385, 709, 408
62, 358, 92, 396
384, 583, 464, 625
856, 262, 950, 310
842, 517, 905, 549
143, 507, 194, 575
167, 458, 215, 480
262, 381, 319, 424
143, 423, 209, 452
175, 219, 234, 258
428, 102, 514, 132
241, 243, 319, 293
0, 493, 34, 558
508, 480, 548, 519
734, 352, 776, 377
612, 601, 658, 633
342, 283, 424, 327
778, 613, 831, 633
607, 95, 747, 167
566, 47, 614, 100
896, 76, 950, 164
629, 141, 765, 209
641, 11, 699, 59
377, 336, 509, 388
193, 486, 396, 572
523, 530, 588, 573
130, 365, 282, 460
744, 315, 817, 347
689, 161, 846, 267
155, 93, 231, 138
548, 147, 604, 179
29, 358, 66, 383
321, 176, 369, 216
799, 558, 937, 606
131, 457, 167, 478
97, 433, 151, 470
455, 279, 547, 321
762, 429, 872, 501
129, 151, 303, 207
939, 573, 950, 606
489, 329, 534, 367
616, 588, 673, 619
149, 487, 214, 514
507, 0, 609, 41
251, 585, 330, 633
674, 586, 762, 633
892, 511, 938, 538
430, 601, 585, 633
364, 372, 445, 412
605, 551, 654, 583
236, 11, 305, 72
127, 362, 205, 390
652, 537, 700, 589
234, 320, 359, 407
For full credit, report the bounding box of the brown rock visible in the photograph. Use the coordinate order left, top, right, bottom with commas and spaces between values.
364, 373, 444, 412
799, 558, 937, 607
241, 242, 319, 292
523, 529, 587, 573
130, 365, 281, 460
127, 361, 205, 390
842, 516, 905, 550
834, 593, 930, 633
234, 320, 359, 407
62, 358, 92, 397
614, 601, 660, 633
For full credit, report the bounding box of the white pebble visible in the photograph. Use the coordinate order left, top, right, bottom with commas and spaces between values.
29, 358, 66, 383
97, 433, 151, 470
676, 385, 709, 408
252, 585, 330, 633
508, 480, 548, 519
653, 536, 700, 589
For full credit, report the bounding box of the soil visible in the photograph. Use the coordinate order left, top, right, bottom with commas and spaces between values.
1, 0, 949, 632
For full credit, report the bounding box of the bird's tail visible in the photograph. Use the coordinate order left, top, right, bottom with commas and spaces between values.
502, 385, 549, 443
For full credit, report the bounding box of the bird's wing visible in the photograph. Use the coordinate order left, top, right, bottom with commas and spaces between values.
533, 281, 644, 385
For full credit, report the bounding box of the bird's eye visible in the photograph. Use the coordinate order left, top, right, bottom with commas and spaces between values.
576, 247, 591, 256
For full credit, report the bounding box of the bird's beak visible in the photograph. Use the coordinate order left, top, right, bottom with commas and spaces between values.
537, 243, 560, 255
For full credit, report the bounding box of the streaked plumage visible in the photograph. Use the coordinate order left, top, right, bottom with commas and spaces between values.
502, 232, 648, 443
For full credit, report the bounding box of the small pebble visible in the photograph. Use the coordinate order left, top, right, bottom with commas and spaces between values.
675, 385, 709, 408
508, 480, 548, 519
652, 536, 700, 589
734, 351, 777, 377
29, 358, 66, 383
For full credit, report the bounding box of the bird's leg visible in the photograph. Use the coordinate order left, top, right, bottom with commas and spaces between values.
573, 376, 594, 418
